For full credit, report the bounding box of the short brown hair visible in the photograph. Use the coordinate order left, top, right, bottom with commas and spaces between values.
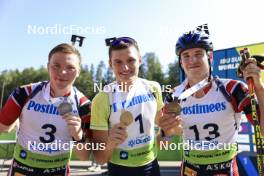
108, 41, 140, 58
48, 43, 81, 64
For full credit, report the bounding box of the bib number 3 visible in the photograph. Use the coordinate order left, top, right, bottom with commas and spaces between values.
39, 124, 56, 143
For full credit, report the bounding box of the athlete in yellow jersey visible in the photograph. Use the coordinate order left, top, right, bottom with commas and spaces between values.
89, 37, 180, 176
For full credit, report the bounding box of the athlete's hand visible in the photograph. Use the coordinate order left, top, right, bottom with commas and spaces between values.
62, 113, 83, 141
159, 113, 182, 136
106, 123, 128, 150
242, 58, 263, 90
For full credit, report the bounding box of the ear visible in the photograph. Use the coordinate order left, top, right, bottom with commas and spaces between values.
179, 57, 182, 66
179, 57, 184, 72
138, 56, 142, 65
109, 58, 112, 68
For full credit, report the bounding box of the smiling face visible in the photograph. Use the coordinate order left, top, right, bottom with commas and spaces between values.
48, 52, 80, 92
180, 48, 210, 82
109, 46, 141, 84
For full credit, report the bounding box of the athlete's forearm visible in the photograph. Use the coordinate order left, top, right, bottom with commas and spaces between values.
0, 121, 17, 133
0, 123, 10, 133
255, 85, 264, 136
93, 140, 115, 164
72, 129, 83, 141
92, 130, 117, 165
74, 138, 91, 160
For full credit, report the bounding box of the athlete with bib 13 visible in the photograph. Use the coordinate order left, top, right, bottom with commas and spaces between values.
88, 37, 181, 176
169, 25, 264, 176
0, 43, 92, 176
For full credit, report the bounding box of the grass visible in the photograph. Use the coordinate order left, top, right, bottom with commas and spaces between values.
0, 132, 182, 161
0, 131, 16, 158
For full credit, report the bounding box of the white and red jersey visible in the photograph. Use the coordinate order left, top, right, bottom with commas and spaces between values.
0, 81, 91, 155
174, 78, 255, 142
172, 78, 257, 164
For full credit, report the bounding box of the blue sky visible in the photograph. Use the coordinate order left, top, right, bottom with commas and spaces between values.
1, 0, 264, 72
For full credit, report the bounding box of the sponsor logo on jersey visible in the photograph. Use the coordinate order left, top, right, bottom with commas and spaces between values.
127, 135, 152, 148
120, 151, 128, 160
182, 102, 226, 115
206, 161, 231, 171
19, 150, 27, 159
27, 100, 59, 115
13, 160, 34, 173
112, 93, 155, 112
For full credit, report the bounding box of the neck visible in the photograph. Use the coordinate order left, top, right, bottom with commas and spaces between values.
50, 84, 71, 97
188, 73, 210, 86
187, 74, 211, 98
117, 78, 137, 92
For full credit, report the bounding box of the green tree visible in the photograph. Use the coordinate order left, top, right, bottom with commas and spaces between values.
95, 61, 106, 84
75, 68, 95, 99
138, 61, 147, 78
143, 52, 164, 84
167, 58, 180, 88
89, 64, 95, 80
104, 67, 114, 84
82, 64, 89, 72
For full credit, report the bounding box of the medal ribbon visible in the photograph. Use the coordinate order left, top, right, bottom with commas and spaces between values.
114, 79, 141, 111
173, 77, 210, 100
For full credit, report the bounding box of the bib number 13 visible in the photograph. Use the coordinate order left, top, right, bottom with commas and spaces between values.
189, 123, 220, 141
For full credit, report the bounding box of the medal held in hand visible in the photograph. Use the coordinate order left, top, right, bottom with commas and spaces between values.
120, 110, 133, 126
115, 81, 137, 127
166, 101, 181, 116
165, 95, 181, 116
58, 102, 73, 115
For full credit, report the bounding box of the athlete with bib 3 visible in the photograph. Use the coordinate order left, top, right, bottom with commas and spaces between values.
0, 43, 91, 176
89, 37, 180, 176
169, 25, 264, 176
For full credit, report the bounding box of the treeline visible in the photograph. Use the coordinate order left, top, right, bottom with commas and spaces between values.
0, 52, 180, 105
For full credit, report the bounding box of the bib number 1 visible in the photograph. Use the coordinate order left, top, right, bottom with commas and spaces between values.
135, 114, 144, 134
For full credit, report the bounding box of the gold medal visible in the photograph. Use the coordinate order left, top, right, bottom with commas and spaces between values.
120, 110, 133, 126
58, 102, 73, 115
166, 101, 181, 116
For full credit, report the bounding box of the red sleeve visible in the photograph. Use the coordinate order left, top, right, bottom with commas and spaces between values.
0, 97, 21, 125
79, 96, 92, 139
226, 80, 260, 125
0, 84, 32, 126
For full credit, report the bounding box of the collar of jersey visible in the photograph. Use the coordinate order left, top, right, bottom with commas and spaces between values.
43, 82, 75, 103
185, 80, 212, 96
